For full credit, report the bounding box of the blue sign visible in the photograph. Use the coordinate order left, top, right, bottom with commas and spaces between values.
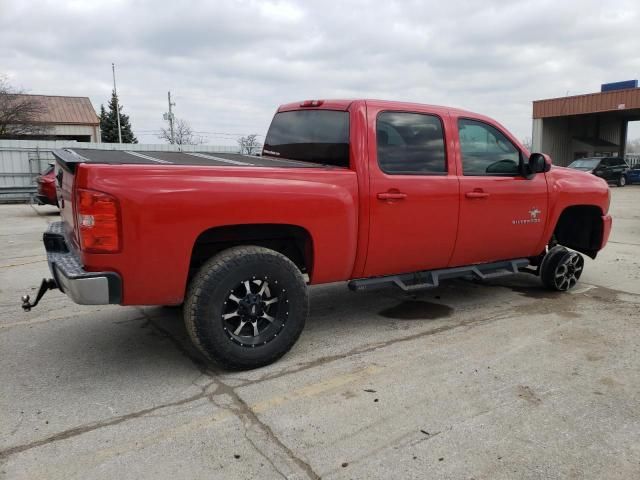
601, 80, 638, 92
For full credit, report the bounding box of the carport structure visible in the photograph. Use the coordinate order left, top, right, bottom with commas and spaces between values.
532, 82, 640, 166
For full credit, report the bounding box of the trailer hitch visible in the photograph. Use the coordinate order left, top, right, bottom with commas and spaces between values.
21, 278, 57, 311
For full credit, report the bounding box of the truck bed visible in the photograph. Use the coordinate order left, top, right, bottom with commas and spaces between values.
53, 148, 320, 170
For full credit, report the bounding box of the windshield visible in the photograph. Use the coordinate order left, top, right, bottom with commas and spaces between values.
569, 159, 599, 169
263, 110, 349, 167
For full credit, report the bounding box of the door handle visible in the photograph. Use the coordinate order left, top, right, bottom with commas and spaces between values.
377, 191, 407, 200
465, 191, 490, 199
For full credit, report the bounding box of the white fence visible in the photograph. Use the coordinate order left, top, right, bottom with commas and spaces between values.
0, 140, 239, 203
626, 153, 640, 168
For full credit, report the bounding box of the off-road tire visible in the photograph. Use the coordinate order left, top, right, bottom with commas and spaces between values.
541, 248, 584, 291
184, 246, 308, 370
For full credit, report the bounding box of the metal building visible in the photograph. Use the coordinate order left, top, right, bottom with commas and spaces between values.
2, 94, 101, 142
532, 81, 640, 166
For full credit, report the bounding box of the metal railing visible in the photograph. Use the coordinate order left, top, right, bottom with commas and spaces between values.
625, 154, 640, 168
0, 140, 240, 203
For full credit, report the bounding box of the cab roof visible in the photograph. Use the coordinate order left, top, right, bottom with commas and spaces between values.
277, 99, 483, 118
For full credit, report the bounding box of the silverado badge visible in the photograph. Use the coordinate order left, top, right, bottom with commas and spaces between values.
513, 208, 542, 225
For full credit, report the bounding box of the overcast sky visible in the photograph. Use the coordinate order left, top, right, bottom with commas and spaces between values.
1, 0, 639, 145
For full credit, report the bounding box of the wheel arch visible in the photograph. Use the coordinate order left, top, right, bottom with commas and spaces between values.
188, 223, 314, 285
552, 205, 604, 259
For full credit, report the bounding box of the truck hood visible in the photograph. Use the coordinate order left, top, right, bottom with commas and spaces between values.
547, 166, 610, 214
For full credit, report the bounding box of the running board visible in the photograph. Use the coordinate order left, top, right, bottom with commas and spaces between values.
348, 259, 529, 292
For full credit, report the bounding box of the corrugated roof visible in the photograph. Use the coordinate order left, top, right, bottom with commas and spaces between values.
6, 94, 99, 125
533, 88, 640, 119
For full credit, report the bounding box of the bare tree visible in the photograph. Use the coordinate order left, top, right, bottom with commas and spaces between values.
0, 76, 50, 138
237, 134, 262, 155
521, 136, 533, 151
159, 118, 205, 145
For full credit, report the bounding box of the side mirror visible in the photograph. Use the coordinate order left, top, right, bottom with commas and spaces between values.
528, 153, 552, 174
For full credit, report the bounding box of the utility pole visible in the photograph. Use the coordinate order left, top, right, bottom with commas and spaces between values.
112, 63, 122, 144
165, 91, 176, 144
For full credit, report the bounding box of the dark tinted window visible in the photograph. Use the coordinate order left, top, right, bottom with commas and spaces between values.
458, 119, 521, 175
263, 110, 349, 167
376, 112, 446, 174
569, 159, 600, 169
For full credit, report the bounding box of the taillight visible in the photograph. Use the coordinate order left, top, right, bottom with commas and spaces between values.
76, 189, 121, 253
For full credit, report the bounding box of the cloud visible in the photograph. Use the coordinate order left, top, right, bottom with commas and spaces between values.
1, 0, 638, 144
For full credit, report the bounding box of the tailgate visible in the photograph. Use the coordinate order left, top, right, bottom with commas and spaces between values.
54, 155, 78, 248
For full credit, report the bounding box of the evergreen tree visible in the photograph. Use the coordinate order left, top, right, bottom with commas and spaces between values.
100, 90, 137, 143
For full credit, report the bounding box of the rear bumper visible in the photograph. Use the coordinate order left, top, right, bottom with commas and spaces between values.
44, 222, 122, 305
601, 214, 612, 249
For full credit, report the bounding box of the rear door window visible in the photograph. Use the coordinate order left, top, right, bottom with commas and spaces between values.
263, 110, 349, 167
376, 112, 446, 174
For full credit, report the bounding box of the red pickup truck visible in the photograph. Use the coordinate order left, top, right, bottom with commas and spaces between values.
22, 99, 612, 369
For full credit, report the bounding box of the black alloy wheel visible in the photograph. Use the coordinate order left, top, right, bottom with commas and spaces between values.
541, 248, 584, 291
184, 246, 308, 370
221, 277, 286, 347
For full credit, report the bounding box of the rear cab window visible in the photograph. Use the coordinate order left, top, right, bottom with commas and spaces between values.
263, 110, 350, 167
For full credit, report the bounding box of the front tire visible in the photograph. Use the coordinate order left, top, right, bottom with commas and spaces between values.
541, 248, 584, 291
184, 246, 308, 370
617, 175, 626, 187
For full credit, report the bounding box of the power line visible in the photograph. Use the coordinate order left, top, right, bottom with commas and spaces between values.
135, 132, 264, 141
136, 130, 264, 136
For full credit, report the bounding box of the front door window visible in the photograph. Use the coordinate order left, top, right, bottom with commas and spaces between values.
458, 119, 521, 176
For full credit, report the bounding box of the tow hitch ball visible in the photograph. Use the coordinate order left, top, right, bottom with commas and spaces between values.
21, 278, 57, 311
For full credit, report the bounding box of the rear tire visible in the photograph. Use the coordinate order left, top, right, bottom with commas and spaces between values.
617, 175, 626, 187
541, 248, 584, 291
184, 246, 308, 370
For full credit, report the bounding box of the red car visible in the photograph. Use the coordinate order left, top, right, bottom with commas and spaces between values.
35, 163, 58, 206
23, 99, 612, 369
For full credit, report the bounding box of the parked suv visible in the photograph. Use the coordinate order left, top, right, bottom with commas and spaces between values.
628, 164, 640, 185
567, 157, 630, 187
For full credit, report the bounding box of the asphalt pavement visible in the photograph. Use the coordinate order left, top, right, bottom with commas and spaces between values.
1, 187, 639, 479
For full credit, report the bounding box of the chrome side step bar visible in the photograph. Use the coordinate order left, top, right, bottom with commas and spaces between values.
348, 259, 529, 292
